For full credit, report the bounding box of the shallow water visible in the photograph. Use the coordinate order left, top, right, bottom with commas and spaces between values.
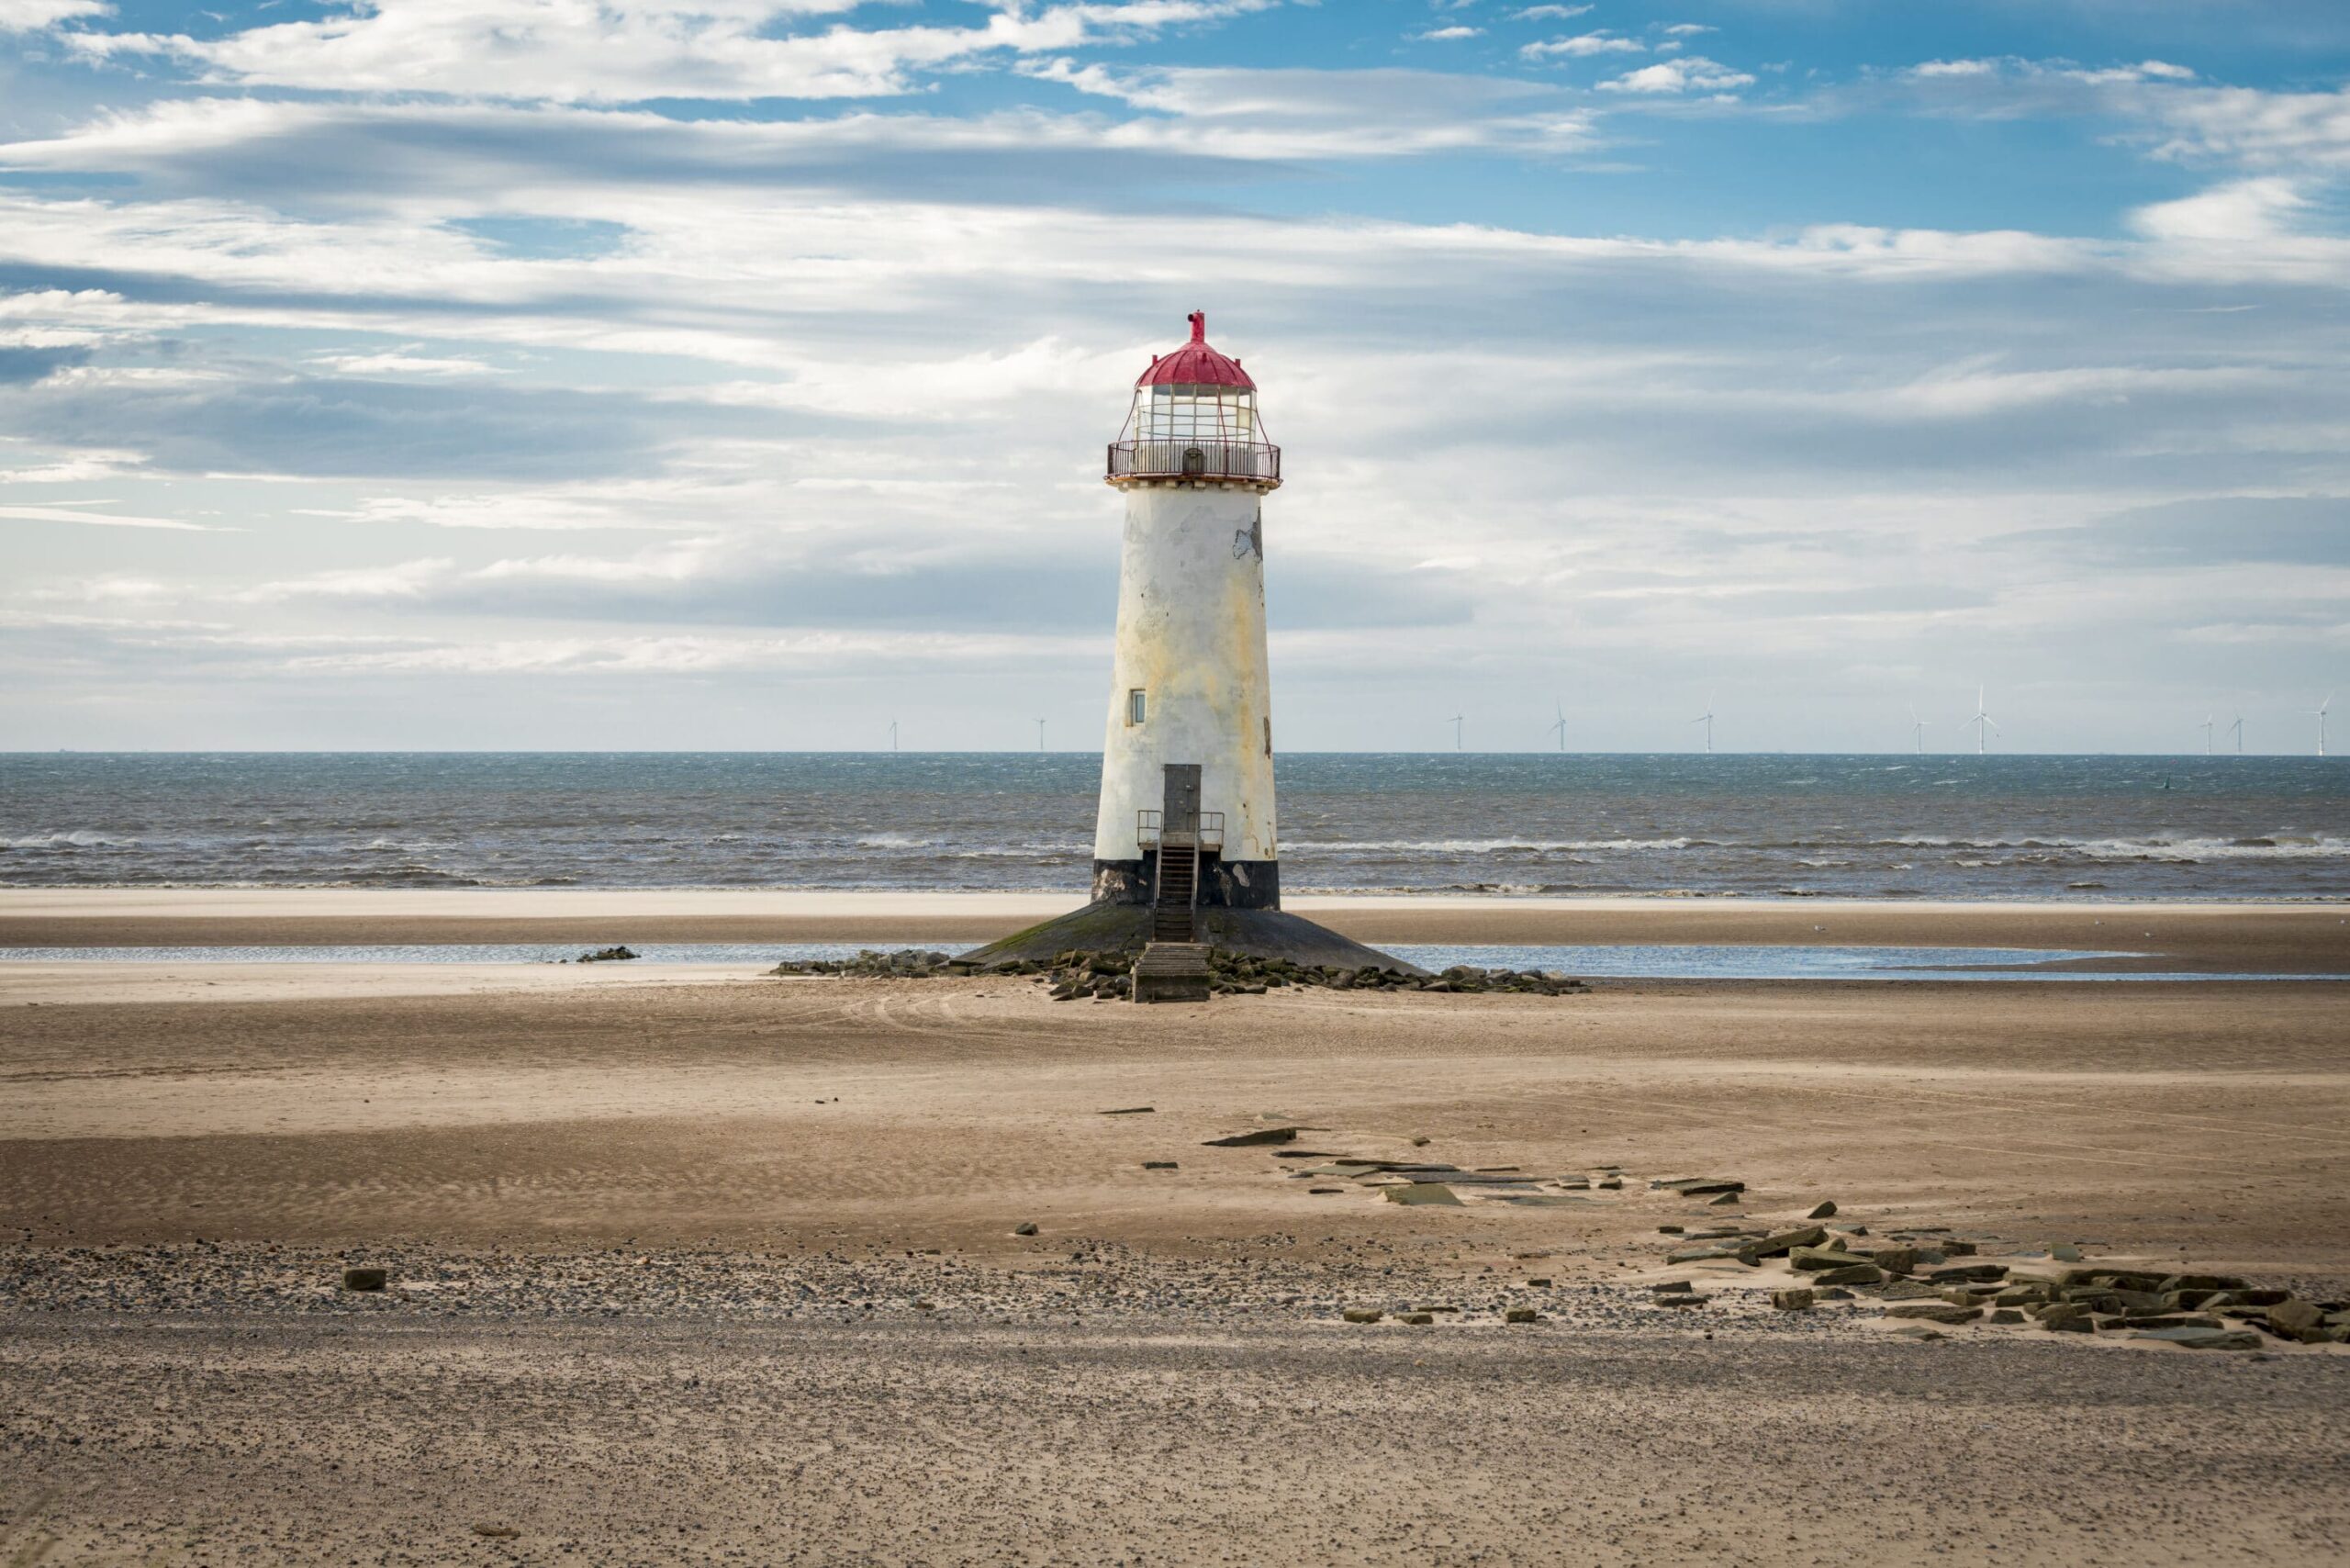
2, 941, 2335, 982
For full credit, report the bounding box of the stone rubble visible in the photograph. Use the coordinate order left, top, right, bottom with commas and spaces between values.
770, 947, 1590, 1002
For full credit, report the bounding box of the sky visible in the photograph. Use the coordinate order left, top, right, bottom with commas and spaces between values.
2, 0, 2347, 755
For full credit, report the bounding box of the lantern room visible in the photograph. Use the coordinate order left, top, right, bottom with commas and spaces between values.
1106, 310, 1281, 488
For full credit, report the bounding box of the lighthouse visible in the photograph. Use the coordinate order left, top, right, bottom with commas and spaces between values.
1090, 310, 1282, 915
956, 311, 1414, 985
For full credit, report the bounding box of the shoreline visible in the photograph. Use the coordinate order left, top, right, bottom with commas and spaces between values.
5, 887, 2346, 971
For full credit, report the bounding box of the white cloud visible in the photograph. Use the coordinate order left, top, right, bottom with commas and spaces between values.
0, 0, 107, 31
2142, 84, 2350, 171
1598, 56, 1755, 95
65, 0, 1279, 105
2131, 177, 2309, 243
1415, 26, 1481, 41
1520, 30, 1641, 61
239, 559, 455, 600
0, 502, 220, 530
313, 351, 498, 377
1910, 59, 2000, 79
1511, 5, 1591, 18
1662, 23, 1714, 37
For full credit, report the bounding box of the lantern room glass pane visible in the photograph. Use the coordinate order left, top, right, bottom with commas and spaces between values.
1132, 386, 1258, 442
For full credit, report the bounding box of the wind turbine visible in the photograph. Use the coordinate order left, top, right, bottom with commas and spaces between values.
1690, 692, 1715, 755
1908, 704, 1930, 755
2227, 713, 2244, 755
1449, 714, 1465, 752
1548, 700, 1567, 753
1036, 718, 1047, 752
888, 720, 899, 753
2198, 714, 2213, 756
2316, 692, 2335, 756
1965, 687, 1998, 755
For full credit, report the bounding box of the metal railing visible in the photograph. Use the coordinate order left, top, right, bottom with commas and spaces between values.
1107, 440, 1281, 485
1136, 810, 1225, 851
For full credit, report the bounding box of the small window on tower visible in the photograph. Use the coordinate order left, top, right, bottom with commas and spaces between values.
1264, 716, 1272, 756
1128, 689, 1147, 726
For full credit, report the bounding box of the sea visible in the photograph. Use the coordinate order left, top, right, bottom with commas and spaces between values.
4, 752, 2344, 902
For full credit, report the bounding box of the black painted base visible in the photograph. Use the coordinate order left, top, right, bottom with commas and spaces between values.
1091, 855, 1281, 910
953, 902, 1424, 976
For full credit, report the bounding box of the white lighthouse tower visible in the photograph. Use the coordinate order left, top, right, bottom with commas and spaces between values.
1090, 311, 1283, 918
954, 311, 1413, 986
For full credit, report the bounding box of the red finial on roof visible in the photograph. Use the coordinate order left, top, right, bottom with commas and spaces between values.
1137, 310, 1254, 390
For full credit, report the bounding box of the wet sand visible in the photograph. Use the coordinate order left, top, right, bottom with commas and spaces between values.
3, 901, 2347, 1563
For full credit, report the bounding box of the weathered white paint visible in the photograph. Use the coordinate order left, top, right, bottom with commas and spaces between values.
1091, 481, 1278, 865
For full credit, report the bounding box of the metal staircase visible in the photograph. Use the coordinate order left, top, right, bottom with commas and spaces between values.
1153, 840, 1198, 941
1134, 801, 1221, 1002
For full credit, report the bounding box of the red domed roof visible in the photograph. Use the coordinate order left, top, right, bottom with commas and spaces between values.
1136, 310, 1254, 390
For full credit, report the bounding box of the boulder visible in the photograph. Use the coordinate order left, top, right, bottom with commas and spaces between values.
1653, 1178, 1745, 1196
1771, 1289, 1816, 1312
1505, 1307, 1539, 1324
1870, 1248, 1919, 1276
340, 1267, 387, 1292
1013, 1223, 1039, 1237
1989, 1308, 2025, 1325
1342, 1308, 1382, 1324
1399, 1312, 1435, 1326
1928, 1263, 2009, 1284
2265, 1299, 2326, 1340
1807, 1201, 1838, 1219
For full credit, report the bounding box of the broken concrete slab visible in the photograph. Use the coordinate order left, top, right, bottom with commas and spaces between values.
1886, 1302, 1982, 1325
1203, 1127, 1299, 1147
1383, 1183, 1462, 1206
2134, 1327, 2265, 1350
1812, 1263, 1886, 1288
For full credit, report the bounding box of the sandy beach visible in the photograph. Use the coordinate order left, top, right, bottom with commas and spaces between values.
3, 891, 2347, 1562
